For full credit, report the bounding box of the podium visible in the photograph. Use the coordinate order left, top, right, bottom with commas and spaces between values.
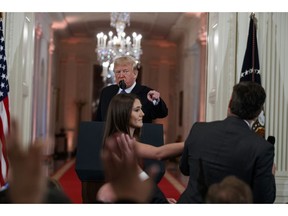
75, 122, 105, 182
75, 121, 165, 202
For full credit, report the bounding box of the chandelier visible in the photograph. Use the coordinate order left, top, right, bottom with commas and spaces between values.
95, 12, 143, 65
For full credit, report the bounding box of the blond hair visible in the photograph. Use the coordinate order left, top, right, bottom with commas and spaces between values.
113, 56, 138, 71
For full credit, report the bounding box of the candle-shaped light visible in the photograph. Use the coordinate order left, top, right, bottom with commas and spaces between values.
137, 34, 142, 48
135, 34, 139, 48
101, 61, 110, 82
113, 35, 117, 45
103, 35, 107, 48
108, 31, 113, 40
107, 40, 112, 48
108, 31, 113, 48
132, 32, 137, 47
99, 32, 104, 47
126, 36, 131, 49
97, 33, 101, 47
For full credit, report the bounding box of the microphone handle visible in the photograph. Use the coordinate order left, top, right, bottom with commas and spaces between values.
267, 136, 275, 145
119, 80, 126, 90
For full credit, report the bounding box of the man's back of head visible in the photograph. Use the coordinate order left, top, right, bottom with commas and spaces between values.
229, 81, 266, 120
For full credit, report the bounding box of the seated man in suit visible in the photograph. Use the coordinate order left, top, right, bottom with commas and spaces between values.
178, 81, 276, 203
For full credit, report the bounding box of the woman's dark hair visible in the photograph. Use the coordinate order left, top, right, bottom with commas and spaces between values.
102, 93, 141, 146
229, 81, 266, 120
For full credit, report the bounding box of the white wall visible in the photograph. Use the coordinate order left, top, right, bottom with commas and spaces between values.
33, 13, 56, 156
4, 12, 56, 156
57, 38, 96, 152
4, 13, 35, 148
176, 13, 208, 140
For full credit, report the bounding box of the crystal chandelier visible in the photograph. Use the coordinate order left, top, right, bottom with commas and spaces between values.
95, 12, 143, 65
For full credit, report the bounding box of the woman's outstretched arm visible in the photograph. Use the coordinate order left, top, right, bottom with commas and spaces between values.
135, 141, 184, 160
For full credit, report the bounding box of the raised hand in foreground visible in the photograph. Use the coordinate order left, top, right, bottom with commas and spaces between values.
6, 120, 46, 203
101, 133, 153, 203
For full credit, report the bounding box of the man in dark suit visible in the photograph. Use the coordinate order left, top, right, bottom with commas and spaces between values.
82, 56, 168, 203
177, 81, 276, 203
95, 55, 168, 123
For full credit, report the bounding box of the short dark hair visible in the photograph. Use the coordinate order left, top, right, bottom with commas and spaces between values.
229, 81, 266, 120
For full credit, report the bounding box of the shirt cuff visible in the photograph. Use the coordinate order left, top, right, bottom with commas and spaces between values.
152, 98, 160, 106
139, 171, 150, 181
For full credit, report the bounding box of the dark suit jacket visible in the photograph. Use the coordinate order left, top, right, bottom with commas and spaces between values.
178, 116, 276, 203
95, 83, 168, 123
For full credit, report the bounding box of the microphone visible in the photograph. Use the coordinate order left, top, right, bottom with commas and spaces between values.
118, 80, 126, 90
267, 136, 275, 145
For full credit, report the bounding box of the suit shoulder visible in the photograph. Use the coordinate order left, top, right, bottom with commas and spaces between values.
140, 84, 152, 90
242, 132, 274, 154
102, 84, 118, 91
100, 85, 118, 94
189, 122, 209, 134
132, 84, 152, 95
137, 84, 152, 91
254, 134, 273, 148
192, 120, 222, 128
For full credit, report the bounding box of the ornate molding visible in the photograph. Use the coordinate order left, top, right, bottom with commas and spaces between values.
49, 38, 55, 55
197, 26, 207, 46
4, 13, 16, 68
197, 13, 208, 46
185, 43, 200, 56
35, 23, 43, 40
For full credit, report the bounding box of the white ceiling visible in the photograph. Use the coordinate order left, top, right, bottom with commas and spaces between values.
49, 12, 198, 42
